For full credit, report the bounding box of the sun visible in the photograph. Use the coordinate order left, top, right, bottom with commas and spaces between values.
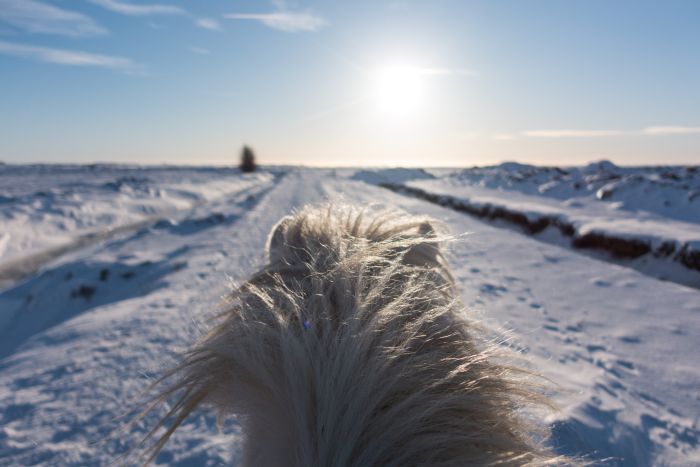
370, 63, 426, 118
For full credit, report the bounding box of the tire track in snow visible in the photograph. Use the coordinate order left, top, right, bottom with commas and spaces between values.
0, 178, 280, 360
0, 176, 275, 291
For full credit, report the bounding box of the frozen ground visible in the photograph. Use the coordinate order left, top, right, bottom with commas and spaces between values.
357, 162, 700, 290
0, 165, 274, 264
0, 165, 699, 466
430, 161, 700, 225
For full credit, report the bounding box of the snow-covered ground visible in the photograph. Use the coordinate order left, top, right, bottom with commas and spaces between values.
355, 162, 700, 290
430, 161, 700, 225
0, 165, 274, 264
1, 165, 699, 466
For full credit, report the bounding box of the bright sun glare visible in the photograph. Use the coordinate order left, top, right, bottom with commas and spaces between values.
371, 64, 426, 118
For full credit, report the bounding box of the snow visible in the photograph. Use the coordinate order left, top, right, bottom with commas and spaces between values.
0, 164, 274, 264
1, 165, 699, 466
365, 163, 700, 289
437, 161, 700, 224
406, 175, 700, 245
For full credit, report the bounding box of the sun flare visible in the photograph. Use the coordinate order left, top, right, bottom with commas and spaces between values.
371, 64, 426, 118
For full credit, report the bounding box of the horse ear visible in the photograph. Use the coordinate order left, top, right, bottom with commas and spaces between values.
402, 222, 440, 267
266, 215, 294, 264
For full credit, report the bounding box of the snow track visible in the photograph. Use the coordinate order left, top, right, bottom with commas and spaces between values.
0, 179, 265, 291
1, 168, 698, 466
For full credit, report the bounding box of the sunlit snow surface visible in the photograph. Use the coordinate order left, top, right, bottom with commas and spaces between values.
0, 164, 698, 466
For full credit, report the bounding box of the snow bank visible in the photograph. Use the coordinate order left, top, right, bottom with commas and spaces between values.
444, 160, 700, 224
0, 164, 273, 265
347, 164, 700, 289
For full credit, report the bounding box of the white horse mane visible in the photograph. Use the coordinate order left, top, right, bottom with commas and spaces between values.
138, 203, 567, 466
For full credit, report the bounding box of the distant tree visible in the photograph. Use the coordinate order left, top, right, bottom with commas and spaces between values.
240, 145, 257, 173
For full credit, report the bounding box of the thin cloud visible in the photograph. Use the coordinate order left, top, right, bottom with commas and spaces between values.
88, 0, 184, 16
643, 126, 700, 135
0, 40, 136, 71
225, 11, 327, 32
0, 0, 107, 37
195, 18, 221, 31
188, 46, 210, 55
90, 1, 224, 32
522, 129, 623, 138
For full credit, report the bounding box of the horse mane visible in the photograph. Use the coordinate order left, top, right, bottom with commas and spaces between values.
137, 203, 567, 466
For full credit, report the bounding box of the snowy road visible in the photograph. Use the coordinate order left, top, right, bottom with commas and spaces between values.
1, 169, 698, 466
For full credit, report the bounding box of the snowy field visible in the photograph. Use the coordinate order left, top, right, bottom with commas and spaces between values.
355, 162, 700, 290
1, 164, 699, 466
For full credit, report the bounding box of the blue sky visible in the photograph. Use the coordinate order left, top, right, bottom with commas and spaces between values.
0, 0, 698, 167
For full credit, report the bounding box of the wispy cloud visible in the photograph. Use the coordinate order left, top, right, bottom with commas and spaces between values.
88, 0, 184, 16
225, 9, 327, 32
0, 0, 107, 37
188, 46, 210, 55
643, 126, 700, 135
0, 40, 136, 71
89, 1, 225, 32
195, 18, 221, 31
522, 129, 624, 138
